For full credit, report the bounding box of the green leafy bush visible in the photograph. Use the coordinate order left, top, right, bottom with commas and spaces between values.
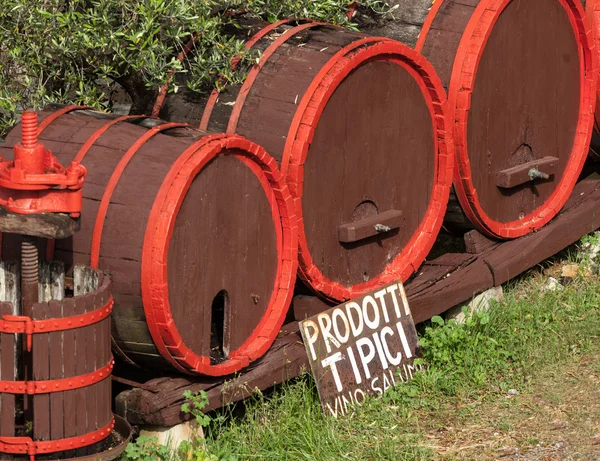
417, 310, 514, 392
0, 0, 387, 139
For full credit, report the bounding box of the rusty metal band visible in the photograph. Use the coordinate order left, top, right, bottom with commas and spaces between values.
199, 18, 296, 131
226, 21, 326, 134
89, 122, 188, 268
0, 417, 114, 460
37, 105, 89, 135
0, 359, 113, 395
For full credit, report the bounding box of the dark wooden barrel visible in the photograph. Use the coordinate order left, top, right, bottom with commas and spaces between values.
158, 20, 454, 303
1, 108, 298, 376
583, 0, 600, 133
416, 0, 595, 239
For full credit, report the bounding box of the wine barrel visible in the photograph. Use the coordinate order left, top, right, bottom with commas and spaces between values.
158, 20, 454, 303
1, 108, 298, 376
583, 0, 600, 132
417, 0, 595, 238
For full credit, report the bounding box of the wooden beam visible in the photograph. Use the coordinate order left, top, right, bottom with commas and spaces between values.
0, 208, 79, 239
463, 229, 499, 254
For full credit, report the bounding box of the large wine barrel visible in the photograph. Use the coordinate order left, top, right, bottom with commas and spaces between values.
158, 20, 454, 303
1, 108, 298, 376
417, 0, 595, 238
583, 0, 600, 133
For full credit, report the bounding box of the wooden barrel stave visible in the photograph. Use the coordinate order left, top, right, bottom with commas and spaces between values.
160, 21, 454, 303
2, 111, 298, 376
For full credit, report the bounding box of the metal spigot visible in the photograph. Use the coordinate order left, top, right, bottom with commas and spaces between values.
528, 168, 550, 181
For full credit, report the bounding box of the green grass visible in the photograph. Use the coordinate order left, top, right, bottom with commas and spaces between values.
123, 234, 600, 461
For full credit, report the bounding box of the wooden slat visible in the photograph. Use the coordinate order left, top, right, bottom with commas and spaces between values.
0, 303, 15, 438
99, 284, 112, 428
50, 261, 65, 301
85, 293, 98, 436
32, 302, 50, 441
38, 262, 51, 303
62, 298, 77, 439
48, 299, 64, 442
74, 296, 87, 456
0, 261, 20, 383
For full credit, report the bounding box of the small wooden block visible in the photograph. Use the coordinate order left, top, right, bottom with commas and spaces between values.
496, 156, 559, 189
464, 230, 498, 254
0, 208, 80, 239
338, 209, 402, 244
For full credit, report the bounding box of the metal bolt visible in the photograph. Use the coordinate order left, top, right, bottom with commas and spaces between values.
375, 224, 391, 233
528, 168, 550, 181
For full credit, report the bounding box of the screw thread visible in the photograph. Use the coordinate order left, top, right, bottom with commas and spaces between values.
21, 237, 38, 284
21, 111, 38, 148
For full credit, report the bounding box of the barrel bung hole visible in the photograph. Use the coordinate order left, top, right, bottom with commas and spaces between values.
352, 200, 378, 222
210, 290, 230, 364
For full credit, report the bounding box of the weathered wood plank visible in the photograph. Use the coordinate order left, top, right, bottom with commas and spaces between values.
49, 299, 64, 442
116, 332, 307, 426
62, 298, 77, 439
0, 302, 15, 438
463, 230, 499, 255
32, 301, 50, 441
0, 209, 80, 239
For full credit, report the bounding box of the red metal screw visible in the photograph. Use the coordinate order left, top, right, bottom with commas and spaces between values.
20, 111, 39, 148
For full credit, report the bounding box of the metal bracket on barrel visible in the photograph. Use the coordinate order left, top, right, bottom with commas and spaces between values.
338, 209, 402, 244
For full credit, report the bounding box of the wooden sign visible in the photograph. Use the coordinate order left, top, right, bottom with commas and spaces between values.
299, 281, 422, 417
